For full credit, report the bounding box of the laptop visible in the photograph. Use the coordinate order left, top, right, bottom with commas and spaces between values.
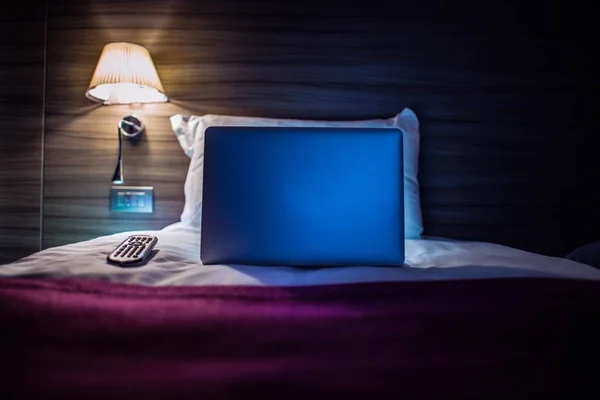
200, 126, 404, 266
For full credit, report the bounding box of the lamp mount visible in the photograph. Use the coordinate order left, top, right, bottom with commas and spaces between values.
118, 115, 144, 138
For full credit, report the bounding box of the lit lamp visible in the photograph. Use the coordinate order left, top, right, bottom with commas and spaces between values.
86, 42, 167, 184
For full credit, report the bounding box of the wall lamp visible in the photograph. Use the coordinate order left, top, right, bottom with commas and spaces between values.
85, 42, 167, 184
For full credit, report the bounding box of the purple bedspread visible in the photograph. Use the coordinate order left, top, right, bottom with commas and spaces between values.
1, 276, 599, 399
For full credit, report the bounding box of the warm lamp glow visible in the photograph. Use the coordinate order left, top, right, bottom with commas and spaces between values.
86, 42, 167, 105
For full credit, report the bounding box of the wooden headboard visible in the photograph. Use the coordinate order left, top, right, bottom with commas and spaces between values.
1, 0, 597, 261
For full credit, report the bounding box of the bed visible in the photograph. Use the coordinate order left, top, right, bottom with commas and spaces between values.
2, 107, 600, 398
2, 226, 600, 398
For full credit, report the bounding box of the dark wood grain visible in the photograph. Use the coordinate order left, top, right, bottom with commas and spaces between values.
42, 0, 599, 255
43, 103, 189, 247
0, 2, 46, 264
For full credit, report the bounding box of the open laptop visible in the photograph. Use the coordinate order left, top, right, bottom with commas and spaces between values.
200, 127, 404, 266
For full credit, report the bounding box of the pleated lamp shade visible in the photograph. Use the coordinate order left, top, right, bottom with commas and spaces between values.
86, 42, 167, 105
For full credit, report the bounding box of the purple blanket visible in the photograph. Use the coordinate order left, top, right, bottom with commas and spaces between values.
1, 276, 599, 399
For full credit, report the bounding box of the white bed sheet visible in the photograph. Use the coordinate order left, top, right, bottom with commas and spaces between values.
2, 223, 599, 286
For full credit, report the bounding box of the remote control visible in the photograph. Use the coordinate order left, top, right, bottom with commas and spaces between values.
107, 234, 158, 267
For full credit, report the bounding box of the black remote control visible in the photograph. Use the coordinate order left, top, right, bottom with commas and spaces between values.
107, 235, 158, 267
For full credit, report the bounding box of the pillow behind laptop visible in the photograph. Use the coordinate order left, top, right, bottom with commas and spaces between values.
170, 108, 422, 238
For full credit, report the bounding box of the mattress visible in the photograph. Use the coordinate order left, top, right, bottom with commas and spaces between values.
2, 223, 599, 285
3, 224, 600, 398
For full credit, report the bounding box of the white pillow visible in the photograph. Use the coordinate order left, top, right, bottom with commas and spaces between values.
170, 108, 423, 238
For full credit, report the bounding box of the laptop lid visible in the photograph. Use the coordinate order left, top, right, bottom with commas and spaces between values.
200, 127, 404, 266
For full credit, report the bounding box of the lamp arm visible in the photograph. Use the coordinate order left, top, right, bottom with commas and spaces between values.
111, 125, 124, 184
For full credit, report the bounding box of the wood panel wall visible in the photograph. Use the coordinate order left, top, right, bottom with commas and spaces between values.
0, 2, 46, 264
20, 0, 600, 257
43, 2, 190, 249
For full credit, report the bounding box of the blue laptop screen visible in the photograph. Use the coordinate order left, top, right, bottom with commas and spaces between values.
200, 127, 404, 266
